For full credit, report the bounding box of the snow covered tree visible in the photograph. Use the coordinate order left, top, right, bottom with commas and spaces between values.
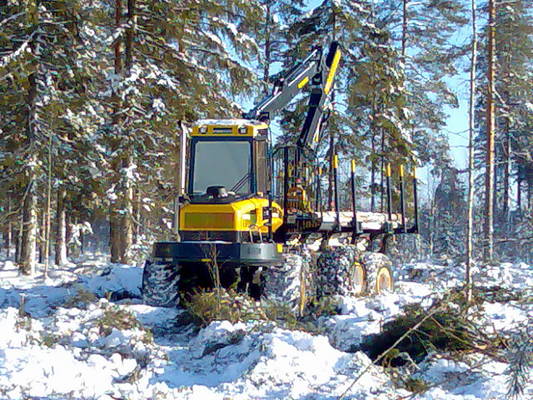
473, 0, 532, 259
0, 0, 92, 271
257, 0, 305, 86
80, 0, 268, 262
375, 0, 468, 168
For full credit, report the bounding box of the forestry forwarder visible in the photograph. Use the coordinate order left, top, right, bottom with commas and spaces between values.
142, 41, 419, 308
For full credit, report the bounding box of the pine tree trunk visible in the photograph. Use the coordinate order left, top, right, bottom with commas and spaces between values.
38, 210, 45, 264
527, 173, 533, 212
110, 0, 123, 263
118, 0, 136, 264
65, 212, 73, 258
15, 215, 22, 263
133, 188, 140, 244
370, 125, 376, 212
5, 195, 12, 258
466, 0, 477, 303
119, 154, 134, 264
263, 1, 271, 88
110, 212, 121, 263
502, 118, 510, 226
44, 129, 53, 276
55, 187, 68, 266
379, 129, 385, 212
19, 67, 39, 275
484, 0, 496, 260
517, 175, 522, 212
401, 0, 408, 62
20, 181, 37, 275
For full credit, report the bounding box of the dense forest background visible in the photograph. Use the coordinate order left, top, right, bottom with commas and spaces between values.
0, 0, 531, 273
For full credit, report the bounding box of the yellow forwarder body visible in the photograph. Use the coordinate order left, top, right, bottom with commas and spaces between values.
180, 197, 283, 234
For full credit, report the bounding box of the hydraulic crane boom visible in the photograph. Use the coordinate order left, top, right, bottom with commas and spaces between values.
244, 47, 322, 121
297, 41, 340, 150
244, 41, 341, 151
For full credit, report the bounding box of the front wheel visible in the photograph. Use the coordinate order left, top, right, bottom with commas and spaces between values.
261, 252, 312, 315
141, 260, 181, 307
316, 245, 365, 298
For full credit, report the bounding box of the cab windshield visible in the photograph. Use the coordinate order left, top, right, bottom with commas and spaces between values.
192, 140, 252, 195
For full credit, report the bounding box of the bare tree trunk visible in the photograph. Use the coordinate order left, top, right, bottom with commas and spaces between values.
133, 188, 140, 244
65, 212, 73, 258
502, 116, 510, 226
20, 181, 37, 275
15, 214, 22, 263
5, 195, 12, 258
516, 175, 522, 213
38, 210, 44, 264
55, 187, 68, 265
527, 176, 533, 211
119, 154, 134, 264
44, 129, 53, 277
370, 125, 376, 212
109, 214, 121, 263
19, 67, 39, 275
118, 0, 136, 264
263, 0, 271, 88
380, 129, 385, 212
484, 0, 496, 261
401, 0, 408, 62
466, 0, 477, 303
110, 0, 123, 263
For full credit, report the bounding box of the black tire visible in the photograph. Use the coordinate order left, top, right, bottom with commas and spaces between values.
141, 260, 181, 307
315, 245, 366, 298
261, 252, 312, 314
362, 252, 394, 295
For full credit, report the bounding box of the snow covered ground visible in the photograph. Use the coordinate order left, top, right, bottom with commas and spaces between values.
0, 254, 531, 400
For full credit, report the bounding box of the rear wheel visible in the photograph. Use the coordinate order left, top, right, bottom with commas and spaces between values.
362, 252, 394, 295
315, 247, 394, 297
142, 260, 181, 307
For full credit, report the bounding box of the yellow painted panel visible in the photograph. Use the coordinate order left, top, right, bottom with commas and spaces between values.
180, 198, 284, 233
324, 49, 341, 94
298, 76, 309, 89
185, 212, 234, 230
386, 163, 392, 177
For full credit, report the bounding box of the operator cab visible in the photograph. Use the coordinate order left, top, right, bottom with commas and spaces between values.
188, 119, 271, 203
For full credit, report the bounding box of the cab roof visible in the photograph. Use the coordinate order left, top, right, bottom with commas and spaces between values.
192, 119, 269, 138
